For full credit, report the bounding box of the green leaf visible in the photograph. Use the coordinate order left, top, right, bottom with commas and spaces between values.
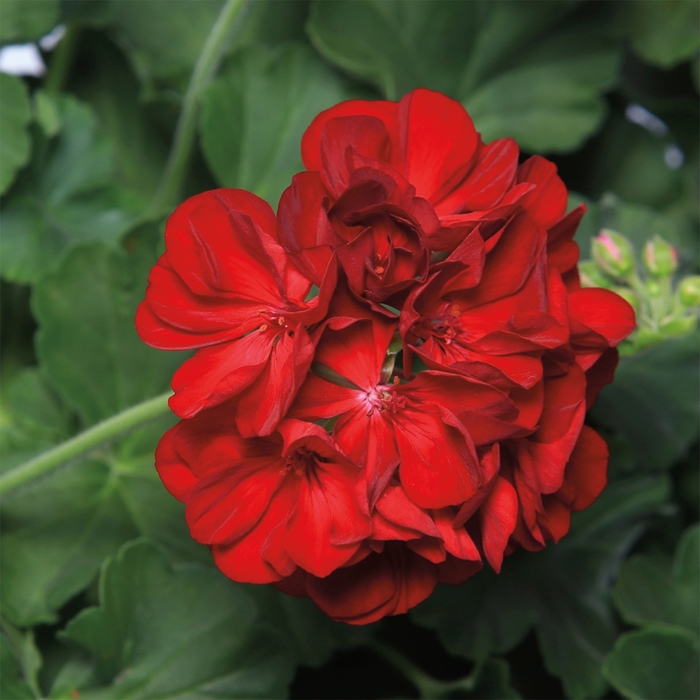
0, 368, 73, 472
245, 585, 369, 669
618, 0, 700, 69
59, 540, 296, 699
0, 459, 138, 627
0, 415, 207, 628
0, 622, 42, 700
592, 334, 700, 470
462, 20, 618, 152
233, 0, 311, 48
70, 33, 168, 202
613, 525, 699, 636
32, 234, 184, 426
603, 626, 699, 700
412, 476, 671, 699
200, 43, 355, 207
0, 97, 139, 284
0, 74, 32, 195
0, 0, 58, 44
107, 0, 226, 91
307, 0, 479, 99
0, 635, 36, 700
307, 0, 619, 152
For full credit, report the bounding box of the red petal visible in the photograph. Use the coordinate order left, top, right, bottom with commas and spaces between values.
516, 156, 568, 230
393, 406, 479, 509
169, 332, 275, 418
556, 425, 609, 511
302, 99, 400, 172
479, 476, 518, 573
436, 138, 519, 215
154, 425, 198, 501
305, 544, 438, 624
398, 88, 479, 205
568, 288, 636, 349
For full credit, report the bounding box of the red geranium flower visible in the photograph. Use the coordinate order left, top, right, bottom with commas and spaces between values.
138, 88, 636, 625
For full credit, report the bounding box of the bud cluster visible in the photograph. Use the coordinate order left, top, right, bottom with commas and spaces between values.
583, 230, 699, 353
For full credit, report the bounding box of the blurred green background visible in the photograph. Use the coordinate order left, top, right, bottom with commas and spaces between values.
0, 1, 698, 699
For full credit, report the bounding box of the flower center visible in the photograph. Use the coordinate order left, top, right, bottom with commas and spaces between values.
365, 377, 406, 417
414, 298, 462, 345
252, 308, 289, 334
281, 447, 317, 477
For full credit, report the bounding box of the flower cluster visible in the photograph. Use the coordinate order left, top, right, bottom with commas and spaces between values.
137, 89, 635, 624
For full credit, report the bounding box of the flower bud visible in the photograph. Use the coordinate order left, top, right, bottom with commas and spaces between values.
643, 236, 678, 277
592, 230, 635, 278
679, 276, 700, 307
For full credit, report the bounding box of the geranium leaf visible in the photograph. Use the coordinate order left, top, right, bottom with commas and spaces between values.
199, 43, 355, 208
412, 475, 671, 699
0, 0, 58, 43
617, 0, 700, 69
306, 0, 619, 152
0, 97, 140, 284
59, 540, 296, 699
0, 416, 207, 628
0, 74, 32, 195
0, 635, 36, 700
461, 19, 618, 152
0, 459, 138, 627
32, 232, 184, 426
592, 334, 700, 470
307, 0, 478, 100
613, 525, 699, 636
603, 626, 699, 700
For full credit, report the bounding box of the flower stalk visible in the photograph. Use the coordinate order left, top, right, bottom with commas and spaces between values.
147, 0, 248, 218
0, 391, 173, 498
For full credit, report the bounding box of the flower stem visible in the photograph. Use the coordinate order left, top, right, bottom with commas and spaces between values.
0, 392, 173, 498
147, 0, 248, 218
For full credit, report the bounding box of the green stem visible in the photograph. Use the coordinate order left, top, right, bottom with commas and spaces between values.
0, 392, 173, 498
147, 0, 248, 218
43, 25, 79, 96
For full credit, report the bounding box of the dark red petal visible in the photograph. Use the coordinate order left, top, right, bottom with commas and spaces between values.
556, 425, 609, 511
568, 288, 637, 349
305, 545, 438, 624
210, 486, 296, 584
154, 425, 198, 501
479, 476, 518, 573
235, 327, 316, 437
436, 138, 519, 215
433, 508, 481, 561
302, 99, 400, 172
584, 348, 619, 409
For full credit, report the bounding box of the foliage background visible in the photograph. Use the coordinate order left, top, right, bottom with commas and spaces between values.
0, 1, 698, 698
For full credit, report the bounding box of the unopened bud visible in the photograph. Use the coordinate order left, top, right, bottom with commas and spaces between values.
679, 276, 700, 307
592, 229, 635, 278
643, 236, 678, 277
